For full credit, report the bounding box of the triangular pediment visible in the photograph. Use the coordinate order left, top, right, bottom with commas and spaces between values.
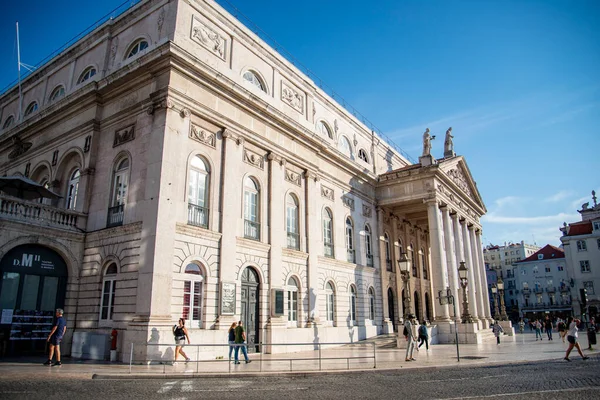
438, 156, 486, 212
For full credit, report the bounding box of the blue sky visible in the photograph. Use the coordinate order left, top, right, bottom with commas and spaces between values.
1, 0, 598, 246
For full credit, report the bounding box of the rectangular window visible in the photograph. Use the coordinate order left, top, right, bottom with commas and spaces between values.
182, 280, 202, 323
580, 260, 591, 273
545, 267, 550, 273
593, 221, 600, 230
577, 240, 587, 251
101, 279, 116, 320
288, 290, 298, 322
21, 275, 40, 310
326, 293, 334, 321
583, 281, 595, 295
558, 266, 564, 271
0, 272, 20, 309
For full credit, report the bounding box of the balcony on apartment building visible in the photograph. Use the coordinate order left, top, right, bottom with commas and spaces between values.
0, 194, 87, 232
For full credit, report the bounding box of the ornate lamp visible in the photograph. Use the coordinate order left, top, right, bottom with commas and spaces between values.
458, 261, 473, 323
398, 252, 412, 318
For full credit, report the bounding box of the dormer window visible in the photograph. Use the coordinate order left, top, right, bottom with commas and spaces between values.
538, 254, 543, 260
593, 221, 600, 230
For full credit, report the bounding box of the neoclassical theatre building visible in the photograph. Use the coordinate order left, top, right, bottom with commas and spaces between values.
0, 0, 492, 361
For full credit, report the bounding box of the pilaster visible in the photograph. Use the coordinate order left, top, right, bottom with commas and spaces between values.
305, 170, 320, 326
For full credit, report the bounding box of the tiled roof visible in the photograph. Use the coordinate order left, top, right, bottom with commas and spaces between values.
516, 244, 564, 263
566, 220, 593, 236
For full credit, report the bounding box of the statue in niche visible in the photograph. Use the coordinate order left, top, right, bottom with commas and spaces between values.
422, 128, 435, 157
444, 127, 454, 157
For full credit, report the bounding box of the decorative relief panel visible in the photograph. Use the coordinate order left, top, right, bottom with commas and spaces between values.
281, 81, 304, 114
113, 124, 135, 147
362, 204, 372, 218
190, 124, 216, 148
342, 196, 354, 211
191, 16, 227, 60
446, 168, 472, 197
8, 136, 32, 160
321, 185, 334, 201
285, 169, 301, 186
243, 148, 264, 170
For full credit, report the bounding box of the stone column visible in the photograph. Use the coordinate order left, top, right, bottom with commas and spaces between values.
450, 212, 463, 321
426, 200, 451, 321
305, 170, 320, 326
268, 153, 286, 327
469, 224, 486, 325
442, 207, 460, 321
376, 207, 393, 333
461, 220, 479, 321
215, 129, 244, 329
392, 217, 404, 324
476, 229, 493, 325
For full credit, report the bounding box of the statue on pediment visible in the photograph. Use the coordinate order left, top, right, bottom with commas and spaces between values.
444, 127, 455, 158
422, 128, 435, 157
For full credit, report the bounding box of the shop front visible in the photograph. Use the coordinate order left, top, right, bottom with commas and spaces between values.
0, 244, 68, 355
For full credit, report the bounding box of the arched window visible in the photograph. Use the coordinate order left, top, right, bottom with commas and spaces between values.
286, 193, 299, 250
126, 39, 149, 59
183, 263, 204, 325
107, 158, 129, 227
323, 208, 334, 258
346, 217, 355, 263
368, 287, 375, 320
317, 121, 333, 139
2, 115, 14, 129
242, 70, 266, 93
338, 136, 352, 158
384, 234, 392, 271
100, 263, 118, 321
287, 277, 299, 326
49, 85, 65, 103
24, 101, 38, 117
349, 285, 357, 325
326, 282, 335, 323
65, 169, 80, 210
358, 149, 369, 163
410, 243, 417, 278
365, 225, 373, 267
188, 156, 210, 228
77, 67, 97, 84
243, 177, 260, 240
420, 248, 428, 279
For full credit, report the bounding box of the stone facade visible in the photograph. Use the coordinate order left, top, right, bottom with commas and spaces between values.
0, 0, 492, 361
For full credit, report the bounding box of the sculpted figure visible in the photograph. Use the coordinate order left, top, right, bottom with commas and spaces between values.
422, 128, 435, 156
444, 127, 454, 154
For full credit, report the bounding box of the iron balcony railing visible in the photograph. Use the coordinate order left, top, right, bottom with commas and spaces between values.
106, 204, 124, 227
347, 249, 355, 263
546, 286, 556, 293
533, 287, 544, 294
287, 232, 300, 250
188, 203, 209, 228
324, 242, 334, 258
366, 254, 373, 267
522, 288, 531, 295
244, 219, 260, 240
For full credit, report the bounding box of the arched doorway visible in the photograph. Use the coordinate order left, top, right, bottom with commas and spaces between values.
387, 288, 396, 332
414, 291, 420, 321
241, 267, 260, 353
425, 293, 431, 322
0, 244, 68, 354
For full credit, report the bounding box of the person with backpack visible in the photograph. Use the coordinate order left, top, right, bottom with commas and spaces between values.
404, 314, 417, 362
557, 319, 567, 343
417, 321, 429, 350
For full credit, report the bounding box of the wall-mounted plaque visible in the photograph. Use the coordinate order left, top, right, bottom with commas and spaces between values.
220, 282, 236, 315
272, 289, 285, 316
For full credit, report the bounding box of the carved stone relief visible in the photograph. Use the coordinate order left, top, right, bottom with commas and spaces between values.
157, 7, 165, 37
447, 168, 472, 197
243, 148, 264, 170
190, 124, 216, 148
110, 37, 118, 67
362, 204, 372, 218
321, 185, 334, 201
8, 136, 32, 160
191, 16, 226, 60
281, 81, 304, 114
113, 125, 135, 147
342, 196, 354, 211
285, 169, 301, 186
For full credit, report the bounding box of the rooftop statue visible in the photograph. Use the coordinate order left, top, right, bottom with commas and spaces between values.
422, 128, 435, 157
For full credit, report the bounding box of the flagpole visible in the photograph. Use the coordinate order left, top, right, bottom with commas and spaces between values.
16, 21, 23, 122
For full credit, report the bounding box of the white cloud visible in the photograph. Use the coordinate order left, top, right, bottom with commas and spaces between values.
545, 190, 573, 203
482, 212, 579, 225
494, 196, 523, 208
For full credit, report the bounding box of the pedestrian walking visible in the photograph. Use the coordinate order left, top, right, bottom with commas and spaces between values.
535, 320, 543, 340
492, 321, 504, 344
544, 316, 553, 340
228, 322, 237, 361
557, 319, 567, 343
518, 319, 525, 334
43, 309, 66, 366
234, 320, 251, 364
587, 317, 597, 350
417, 321, 429, 350
173, 318, 191, 363
404, 314, 417, 362
564, 317, 589, 362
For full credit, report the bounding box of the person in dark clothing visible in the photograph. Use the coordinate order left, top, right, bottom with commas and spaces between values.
172, 318, 191, 363
228, 322, 237, 361
44, 309, 66, 367
417, 322, 429, 350
234, 320, 251, 364
544, 316, 553, 340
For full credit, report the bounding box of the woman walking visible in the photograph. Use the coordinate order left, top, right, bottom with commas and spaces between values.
228, 322, 237, 361
564, 317, 589, 362
492, 321, 504, 344
173, 318, 191, 363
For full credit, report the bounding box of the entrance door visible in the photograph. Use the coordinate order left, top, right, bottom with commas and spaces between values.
241, 267, 259, 353
387, 288, 396, 332
0, 245, 68, 354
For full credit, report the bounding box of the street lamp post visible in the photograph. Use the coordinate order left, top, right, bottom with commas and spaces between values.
497, 279, 508, 321
458, 261, 473, 323
438, 286, 460, 362
491, 284, 500, 321
398, 252, 412, 319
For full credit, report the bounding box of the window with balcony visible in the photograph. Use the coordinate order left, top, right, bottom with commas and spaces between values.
182, 263, 204, 327
368, 287, 375, 321
346, 217, 355, 263
287, 277, 299, 326
65, 169, 80, 210
187, 156, 210, 229
580, 260, 591, 273
365, 225, 373, 267
100, 263, 117, 321
577, 240, 587, 251
107, 157, 129, 227
584, 281, 595, 295
286, 194, 300, 250
384, 233, 392, 271
326, 281, 335, 323
323, 208, 334, 258
243, 177, 260, 240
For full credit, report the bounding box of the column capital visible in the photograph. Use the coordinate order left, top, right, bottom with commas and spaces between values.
268, 152, 286, 166
222, 128, 244, 146
304, 170, 319, 182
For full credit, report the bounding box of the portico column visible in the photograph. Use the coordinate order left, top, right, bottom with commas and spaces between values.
376, 206, 393, 333
392, 217, 404, 323
426, 200, 451, 321
461, 219, 479, 321
305, 170, 320, 325
469, 224, 486, 324
442, 207, 460, 321
450, 212, 463, 321
476, 230, 493, 323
